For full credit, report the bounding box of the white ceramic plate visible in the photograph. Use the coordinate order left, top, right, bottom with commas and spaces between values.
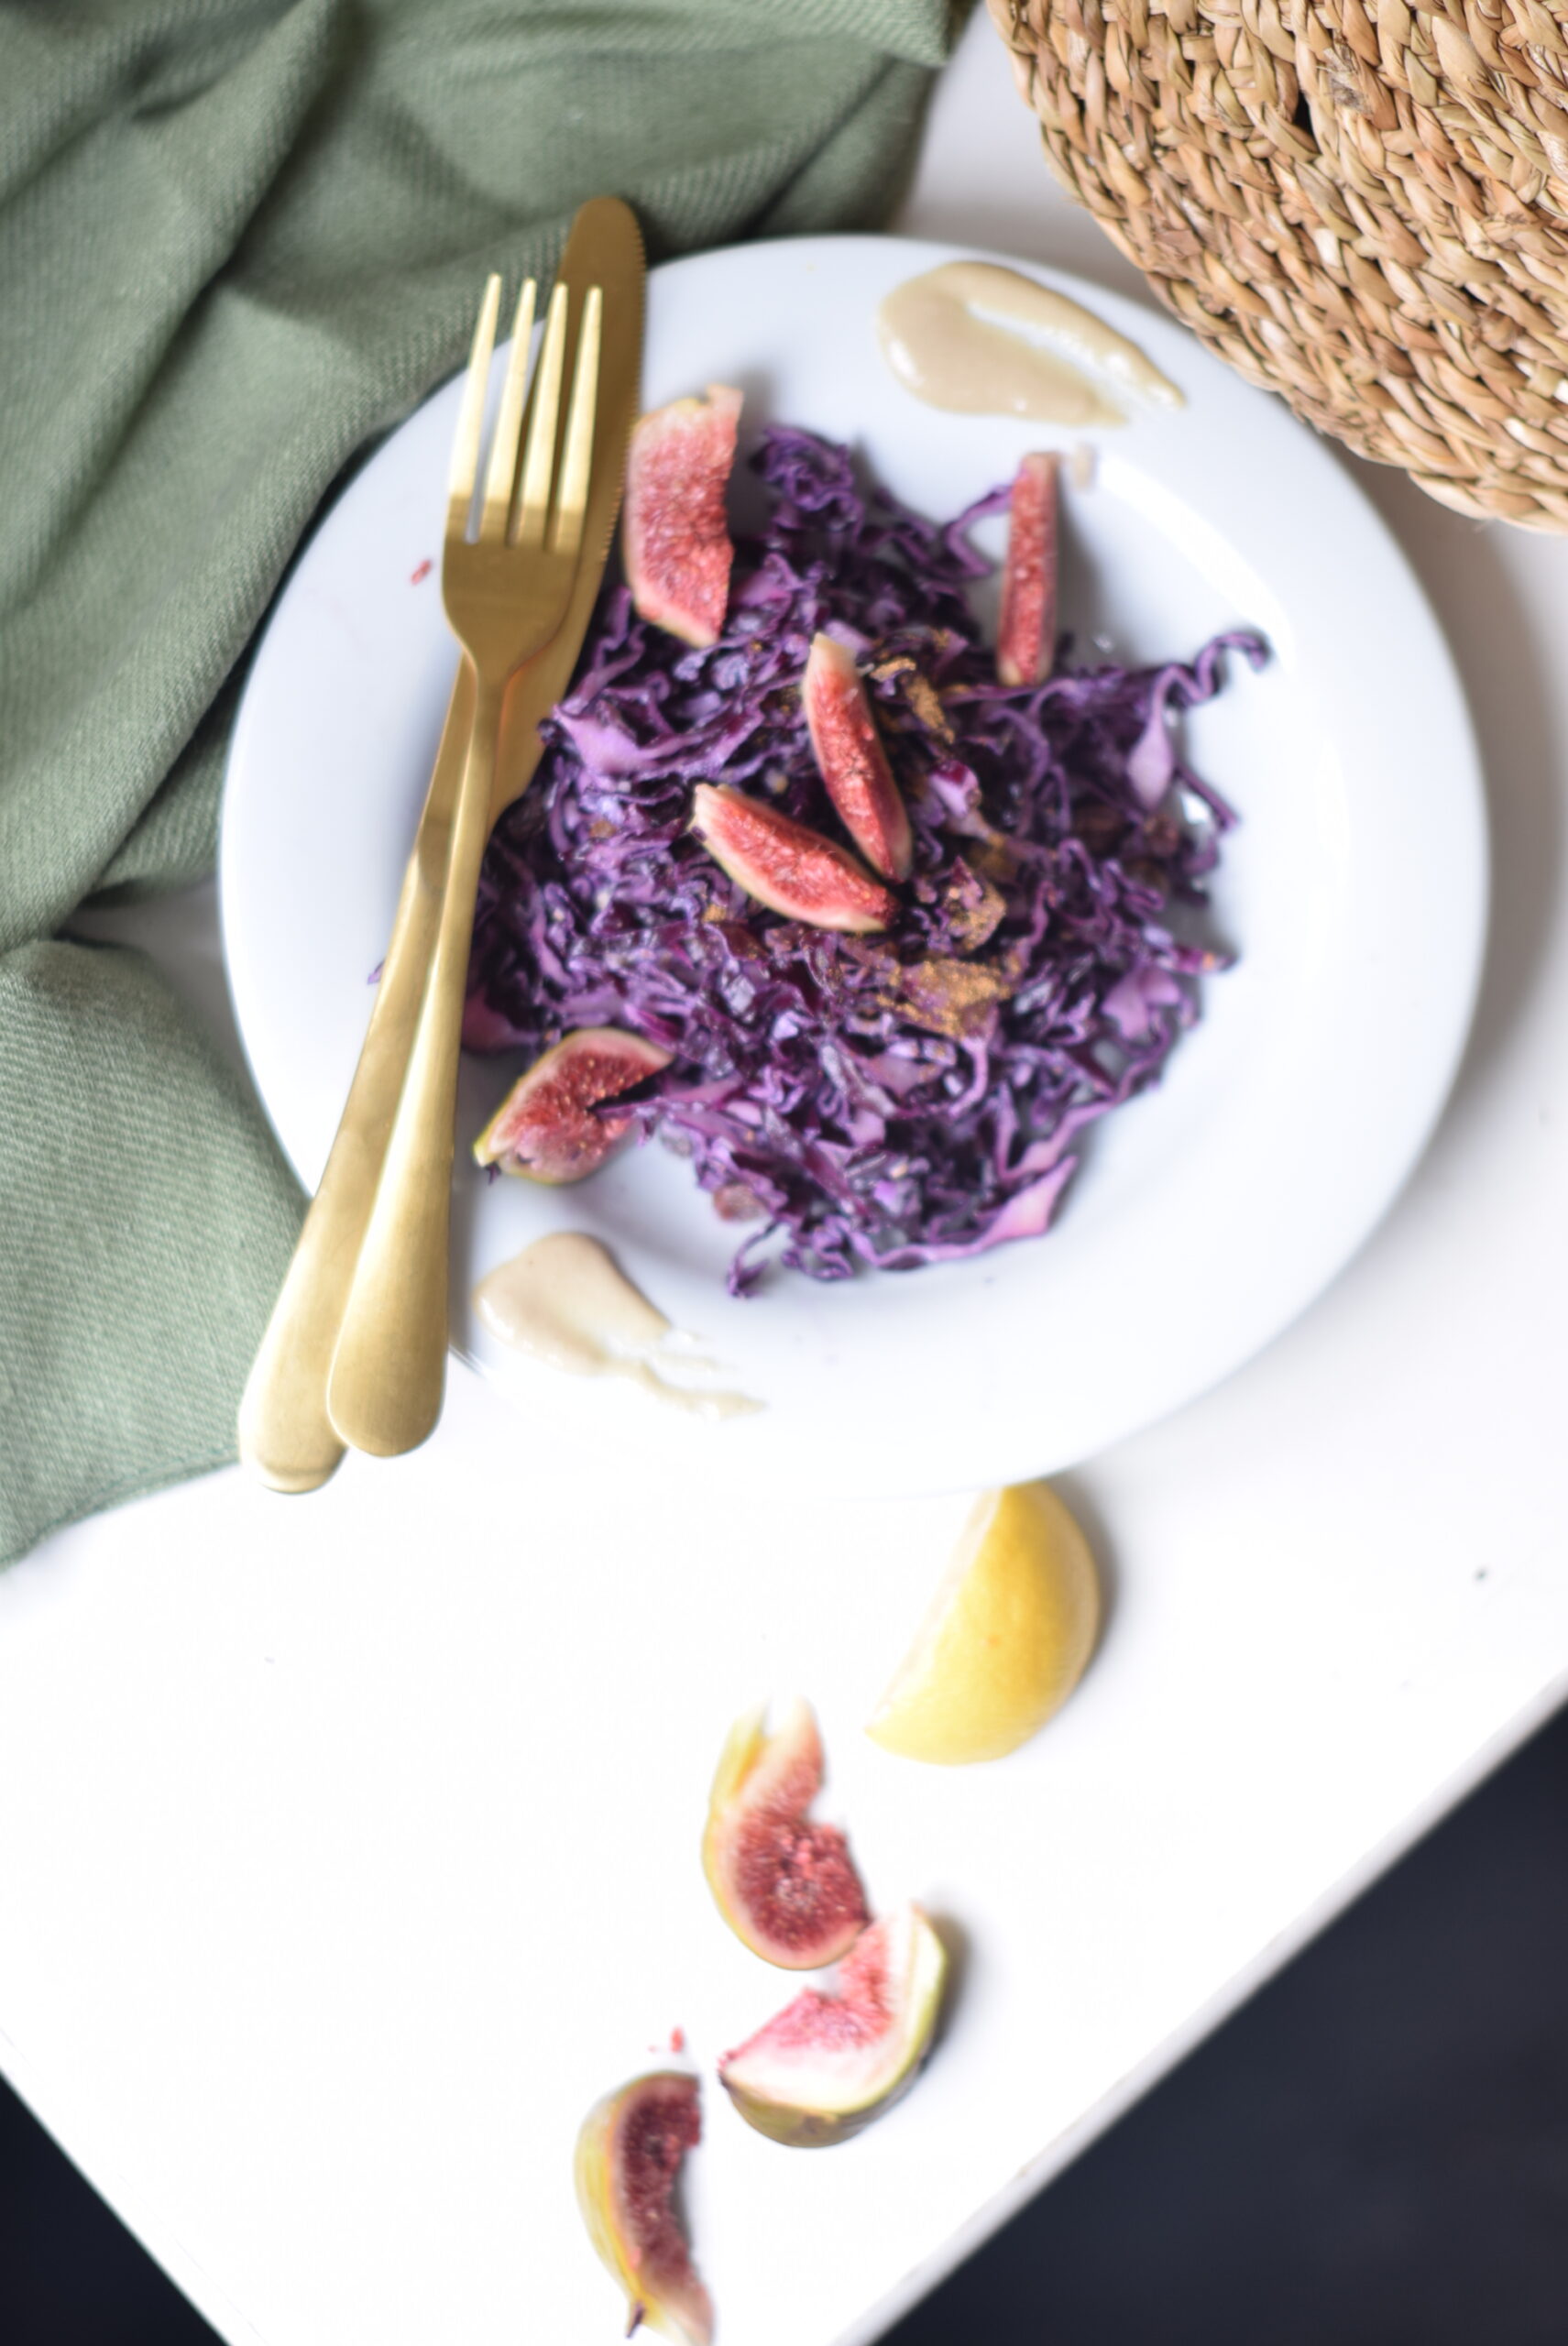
221, 235, 1486, 1497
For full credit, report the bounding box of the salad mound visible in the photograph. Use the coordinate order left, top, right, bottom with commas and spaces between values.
465, 425, 1265, 1293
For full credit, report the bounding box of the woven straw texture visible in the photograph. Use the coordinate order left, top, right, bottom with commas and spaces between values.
989, 0, 1568, 526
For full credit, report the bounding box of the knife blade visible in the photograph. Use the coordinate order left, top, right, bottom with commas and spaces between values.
238, 196, 645, 1492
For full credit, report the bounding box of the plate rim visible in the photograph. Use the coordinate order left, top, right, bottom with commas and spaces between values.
220, 229, 1488, 1495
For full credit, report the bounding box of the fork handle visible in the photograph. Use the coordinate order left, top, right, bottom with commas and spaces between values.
325, 669, 504, 1457
236, 660, 478, 1491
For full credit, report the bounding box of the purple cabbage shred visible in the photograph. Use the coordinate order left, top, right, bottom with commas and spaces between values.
465, 424, 1266, 1295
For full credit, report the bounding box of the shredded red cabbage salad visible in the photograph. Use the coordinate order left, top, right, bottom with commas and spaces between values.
465, 424, 1266, 1294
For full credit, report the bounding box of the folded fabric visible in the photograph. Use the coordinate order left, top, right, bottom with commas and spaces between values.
0, 0, 955, 1566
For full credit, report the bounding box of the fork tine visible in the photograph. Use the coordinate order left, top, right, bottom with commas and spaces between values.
446, 274, 502, 541
478, 279, 537, 543
550, 287, 601, 560
515, 284, 569, 549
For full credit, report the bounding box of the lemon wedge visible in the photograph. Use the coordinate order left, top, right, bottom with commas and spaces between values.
867, 1482, 1100, 1764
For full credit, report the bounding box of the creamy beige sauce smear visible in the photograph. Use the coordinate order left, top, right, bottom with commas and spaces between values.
876, 261, 1182, 426
474, 1232, 761, 1421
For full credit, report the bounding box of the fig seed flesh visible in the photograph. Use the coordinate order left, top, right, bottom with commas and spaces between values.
718, 1905, 948, 2149
574, 2071, 711, 2346
624, 387, 741, 648
802, 633, 914, 882
703, 1697, 870, 1968
997, 452, 1059, 689
473, 1026, 671, 1184
690, 786, 895, 935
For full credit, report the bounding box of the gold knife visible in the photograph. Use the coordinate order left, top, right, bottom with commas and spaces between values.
238, 196, 645, 1491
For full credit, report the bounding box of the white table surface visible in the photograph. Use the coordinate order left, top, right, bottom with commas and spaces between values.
4, 14, 1566, 2345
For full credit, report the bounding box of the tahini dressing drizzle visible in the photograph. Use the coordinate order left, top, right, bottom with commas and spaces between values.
474, 1232, 760, 1421
876, 261, 1182, 426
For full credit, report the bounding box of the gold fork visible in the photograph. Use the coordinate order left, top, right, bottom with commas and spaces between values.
321, 272, 602, 1459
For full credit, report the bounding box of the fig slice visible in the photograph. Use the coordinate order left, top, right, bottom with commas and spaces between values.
624, 385, 742, 647
718, 1904, 948, 2149
574, 2071, 712, 2346
690, 785, 896, 935
702, 1696, 870, 1969
802, 633, 914, 882
473, 1026, 671, 1184
996, 451, 1059, 688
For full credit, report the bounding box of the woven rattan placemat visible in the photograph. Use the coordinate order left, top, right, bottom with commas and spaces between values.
991, 0, 1568, 528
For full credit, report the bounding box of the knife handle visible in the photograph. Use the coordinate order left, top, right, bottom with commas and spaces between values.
236, 659, 478, 1492
325, 673, 505, 1460
238, 197, 641, 1489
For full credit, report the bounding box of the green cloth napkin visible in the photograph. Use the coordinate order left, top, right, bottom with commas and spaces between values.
0, 0, 956, 1566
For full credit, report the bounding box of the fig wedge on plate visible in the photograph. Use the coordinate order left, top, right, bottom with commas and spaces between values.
802, 632, 913, 882
624, 385, 741, 647
996, 451, 1059, 689
690, 785, 895, 934
574, 2071, 712, 2345
718, 1904, 948, 2148
472, 1026, 670, 1183
703, 1696, 869, 1968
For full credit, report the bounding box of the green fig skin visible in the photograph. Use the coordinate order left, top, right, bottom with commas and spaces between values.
719, 2040, 935, 2149
718, 1905, 948, 2150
